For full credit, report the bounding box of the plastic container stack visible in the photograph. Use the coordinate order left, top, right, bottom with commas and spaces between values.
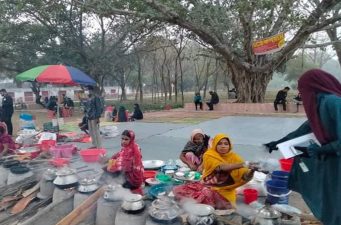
19, 113, 36, 130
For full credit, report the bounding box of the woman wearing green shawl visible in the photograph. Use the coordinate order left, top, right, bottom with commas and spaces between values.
264, 69, 341, 225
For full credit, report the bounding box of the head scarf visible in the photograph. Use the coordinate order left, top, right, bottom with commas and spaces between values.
203, 133, 242, 180
109, 130, 144, 187
298, 69, 341, 143
191, 129, 205, 142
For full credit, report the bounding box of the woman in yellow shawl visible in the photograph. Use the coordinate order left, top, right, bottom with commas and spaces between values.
174, 133, 254, 209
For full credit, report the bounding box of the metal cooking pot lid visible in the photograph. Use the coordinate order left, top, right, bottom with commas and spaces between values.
79, 178, 97, 185
56, 168, 76, 176
124, 193, 143, 202
186, 204, 214, 216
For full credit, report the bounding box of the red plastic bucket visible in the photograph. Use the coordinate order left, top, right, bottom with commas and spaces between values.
279, 158, 294, 172
243, 188, 258, 204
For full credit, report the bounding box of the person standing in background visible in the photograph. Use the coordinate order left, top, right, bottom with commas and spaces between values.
86, 86, 103, 148
0, 89, 14, 135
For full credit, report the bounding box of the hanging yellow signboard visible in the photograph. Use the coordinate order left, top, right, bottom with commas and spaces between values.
252, 33, 285, 55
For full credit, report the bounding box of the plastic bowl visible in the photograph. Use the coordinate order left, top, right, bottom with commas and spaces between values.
79, 148, 106, 162
143, 171, 157, 180
148, 183, 173, 198
279, 158, 294, 172
271, 170, 290, 181
266, 180, 289, 195
156, 173, 172, 183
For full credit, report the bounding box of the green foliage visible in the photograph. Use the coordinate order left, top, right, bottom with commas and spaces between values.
284, 54, 318, 83
104, 100, 183, 112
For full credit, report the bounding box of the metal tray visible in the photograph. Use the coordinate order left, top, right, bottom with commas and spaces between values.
143, 160, 165, 170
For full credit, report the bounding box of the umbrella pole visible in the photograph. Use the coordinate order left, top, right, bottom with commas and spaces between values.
56, 87, 60, 133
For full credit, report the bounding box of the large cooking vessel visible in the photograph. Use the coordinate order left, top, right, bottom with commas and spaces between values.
149, 197, 181, 223
121, 193, 145, 213
43, 168, 57, 181
53, 168, 79, 189
77, 178, 99, 193
252, 204, 281, 225
187, 203, 215, 225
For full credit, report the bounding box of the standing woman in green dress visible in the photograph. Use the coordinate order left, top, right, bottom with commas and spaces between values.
264, 69, 341, 225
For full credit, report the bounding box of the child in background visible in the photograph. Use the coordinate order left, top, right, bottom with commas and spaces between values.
107, 130, 144, 194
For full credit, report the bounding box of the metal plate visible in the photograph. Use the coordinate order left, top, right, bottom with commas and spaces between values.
143, 160, 165, 170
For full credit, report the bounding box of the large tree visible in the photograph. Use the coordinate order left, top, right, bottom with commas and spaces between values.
86, 0, 341, 102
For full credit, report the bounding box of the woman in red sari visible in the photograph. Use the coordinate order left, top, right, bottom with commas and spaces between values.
107, 130, 144, 194
0, 126, 16, 158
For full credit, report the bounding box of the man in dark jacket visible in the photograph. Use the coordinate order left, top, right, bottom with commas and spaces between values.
86, 86, 103, 148
206, 91, 219, 110
274, 87, 290, 111
0, 89, 14, 135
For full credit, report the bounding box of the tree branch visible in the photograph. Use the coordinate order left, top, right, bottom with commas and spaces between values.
302, 40, 341, 48
259, 0, 341, 72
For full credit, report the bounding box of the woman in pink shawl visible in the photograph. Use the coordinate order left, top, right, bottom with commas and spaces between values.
107, 130, 144, 194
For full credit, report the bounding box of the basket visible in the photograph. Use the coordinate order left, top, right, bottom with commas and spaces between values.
50, 144, 76, 158
79, 148, 106, 162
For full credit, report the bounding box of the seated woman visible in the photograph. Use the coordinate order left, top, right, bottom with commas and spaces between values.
130, 103, 143, 121
174, 133, 255, 209
78, 115, 89, 134
116, 106, 128, 122
106, 130, 144, 194
111, 104, 118, 121
179, 129, 209, 171
0, 126, 16, 158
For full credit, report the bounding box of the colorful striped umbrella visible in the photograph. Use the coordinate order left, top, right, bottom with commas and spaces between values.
16, 65, 96, 86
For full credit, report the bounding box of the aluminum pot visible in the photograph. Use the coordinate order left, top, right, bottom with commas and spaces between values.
78, 178, 99, 193
53, 168, 78, 188
121, 193, 145, 212
149, 197, 181, 222
252, 204, 281, 225
43, 168, 57, 181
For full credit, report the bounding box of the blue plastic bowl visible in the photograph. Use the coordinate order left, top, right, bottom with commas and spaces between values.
148, 183, 173, 198
271, 170, 289, 181
266, 180, 289, 195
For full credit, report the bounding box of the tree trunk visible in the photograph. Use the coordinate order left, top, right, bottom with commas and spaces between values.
167, 66, 172, 101
326, 28, 341, 67
230, 64, 272, 103
174, 57, 178, 103
179, 56, 185, 106
136, 53, 143, 102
